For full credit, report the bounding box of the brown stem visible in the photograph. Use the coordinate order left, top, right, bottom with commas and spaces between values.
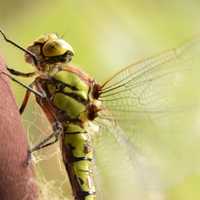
0, 57, 38, 200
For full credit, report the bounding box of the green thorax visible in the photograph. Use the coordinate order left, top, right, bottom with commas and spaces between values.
44, 65, 93, 120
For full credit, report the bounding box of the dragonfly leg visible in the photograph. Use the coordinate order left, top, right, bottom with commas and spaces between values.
27, 121, 63, 163
0, 71, 45, 98
19, 82, 35, 114
6, 66, 36, 77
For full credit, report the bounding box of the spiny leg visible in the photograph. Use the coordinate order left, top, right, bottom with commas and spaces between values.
1, 67, 45, 113
9, 79, 59, 159
14, 79, 61, 162
1, 66, 61, 162
27, 121, 63, 163
7, 66, 36, 78
19, 82, 34, 114
1, 71, 45, 98
5, 66, 42, 112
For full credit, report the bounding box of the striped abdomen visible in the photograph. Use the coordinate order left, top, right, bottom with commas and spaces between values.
61, 123, 96, 200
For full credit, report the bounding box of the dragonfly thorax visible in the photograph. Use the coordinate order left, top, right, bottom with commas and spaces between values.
24, 33, 74, 71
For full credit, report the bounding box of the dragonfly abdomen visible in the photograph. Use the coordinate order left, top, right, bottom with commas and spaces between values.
61, 123, 96, 200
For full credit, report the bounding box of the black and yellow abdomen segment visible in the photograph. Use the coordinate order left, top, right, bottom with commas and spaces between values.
62, 123, 96, 200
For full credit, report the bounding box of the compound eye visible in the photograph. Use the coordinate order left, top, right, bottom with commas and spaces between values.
42, 39, 74, 57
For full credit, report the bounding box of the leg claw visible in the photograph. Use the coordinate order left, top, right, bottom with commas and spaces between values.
24, 149, 32, 166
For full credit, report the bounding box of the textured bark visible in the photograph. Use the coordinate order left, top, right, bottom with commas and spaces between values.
0, 57, 38, 200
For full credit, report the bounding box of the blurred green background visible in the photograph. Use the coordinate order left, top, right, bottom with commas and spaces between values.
1, 0, 200, 200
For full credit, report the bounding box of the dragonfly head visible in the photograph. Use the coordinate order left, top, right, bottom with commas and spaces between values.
25, 33, 74, 70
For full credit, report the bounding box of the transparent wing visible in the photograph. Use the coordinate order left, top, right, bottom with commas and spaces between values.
99, 36, 200, 134
94, 118, 167, 200
95, 111, 200, 200
94, 36, 200, 199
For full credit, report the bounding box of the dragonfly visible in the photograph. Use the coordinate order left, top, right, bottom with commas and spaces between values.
0, 30, 200, 200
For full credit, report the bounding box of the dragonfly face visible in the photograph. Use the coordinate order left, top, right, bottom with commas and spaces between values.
25, 33, 74, 71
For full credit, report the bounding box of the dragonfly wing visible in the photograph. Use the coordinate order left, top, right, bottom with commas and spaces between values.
100, 36, 200, 114
96, 36, 200, 198
94, 117, 166, 200
99, 35, 200, 139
